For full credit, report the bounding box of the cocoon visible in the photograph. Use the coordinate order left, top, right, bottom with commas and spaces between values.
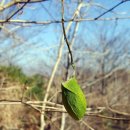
61, 77, 87, 120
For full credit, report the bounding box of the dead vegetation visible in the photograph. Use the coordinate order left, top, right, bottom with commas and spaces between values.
0, 66, 130, 130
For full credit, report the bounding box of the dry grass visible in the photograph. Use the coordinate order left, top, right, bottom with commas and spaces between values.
0, 68, 130, 130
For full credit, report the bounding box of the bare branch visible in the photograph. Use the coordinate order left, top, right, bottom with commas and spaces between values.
6, 0, 31, 21
0, 0, 48, 12
1, 15, 130, 25
107, 105, 130, 116
87, 113, 130, 121
94, 0, 130, 20
81, 120, 95, 130
40, 2, 89, 129
61, 0, 74, 69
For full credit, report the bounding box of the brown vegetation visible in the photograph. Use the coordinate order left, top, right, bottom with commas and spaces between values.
0, 67, 130, 130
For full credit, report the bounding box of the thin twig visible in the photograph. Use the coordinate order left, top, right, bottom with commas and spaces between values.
0, 99, 130, 121
61, 0, 74, 69
0, 0, 48, 12
93, 3, 126, 15
0, 99, 41, 113
87, 114, 130, 121
60, 106, 66, 130
94, 0, 129, 20
107, 105, 130, 116
65, 22, 79, 79
40, 3, 85, 129
1, 16, 130, 25
1, 0, 130, 24
81, 120, 95, 130
6, 0, 31, 22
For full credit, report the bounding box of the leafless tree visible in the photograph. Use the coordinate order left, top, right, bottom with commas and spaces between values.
0, 0, 130, 130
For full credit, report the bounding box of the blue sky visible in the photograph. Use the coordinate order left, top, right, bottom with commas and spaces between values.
0, 0, 130, 75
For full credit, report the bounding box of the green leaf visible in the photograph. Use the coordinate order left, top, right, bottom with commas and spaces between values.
61, 77, 87, 120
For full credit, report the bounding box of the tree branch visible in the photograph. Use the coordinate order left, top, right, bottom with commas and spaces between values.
94, 0, 130, 20
6, 0, 31, 21
1, 15, 130, 25
0, 0, 48, 12
61, 0, 74, 69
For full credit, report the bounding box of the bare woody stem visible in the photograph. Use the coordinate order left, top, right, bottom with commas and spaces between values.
95, 0, 130, 20
61, 0, 75, 70
6, 0, 31, 22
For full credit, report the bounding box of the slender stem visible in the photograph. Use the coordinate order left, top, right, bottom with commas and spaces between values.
6, 0, 30, 21
61, 0, 74, 70
95, 0, 128, 20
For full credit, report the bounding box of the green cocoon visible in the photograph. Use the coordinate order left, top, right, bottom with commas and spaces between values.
61, 77, 87, 120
